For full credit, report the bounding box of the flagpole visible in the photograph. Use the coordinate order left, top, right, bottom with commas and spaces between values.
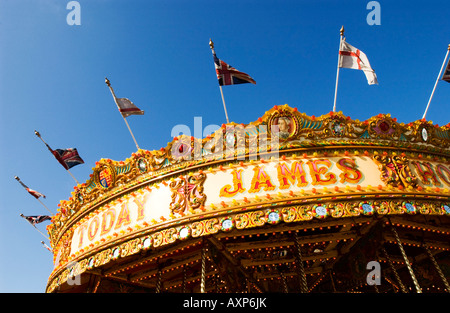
20, 214, 50, 241
34, 130, 80, 185
333, 26, 345, 113
41, 241, 53, 253
14, 176, 54, 215
66, 170, 80, 185
105, 78, 141, 150
209, 39, 230, 124
422, 44, 450, 120
218, 85, 230, 124
37, 198, 54, 215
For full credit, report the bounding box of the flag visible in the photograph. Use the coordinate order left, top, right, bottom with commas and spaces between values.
41, 241, 52, 252
15, 177, 46, 199
21, 214, 51, 226
339, 39, 378, 85
442, 58, 450, 83
26, 188, 46, 199
213, 51, 256, 86
116, 98, 145, 118
51, 148, 84, 170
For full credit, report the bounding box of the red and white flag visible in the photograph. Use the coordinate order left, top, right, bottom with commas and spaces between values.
339, 40, 378, 85
116, 98, 144, 118
26, 188, 46, 199
15, 176, 46, 199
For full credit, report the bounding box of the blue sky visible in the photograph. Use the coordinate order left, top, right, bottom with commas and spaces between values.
0, 0, 449, 292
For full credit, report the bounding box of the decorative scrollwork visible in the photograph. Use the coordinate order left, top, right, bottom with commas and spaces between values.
169, 172, 207, 215
373, 154, 417, 188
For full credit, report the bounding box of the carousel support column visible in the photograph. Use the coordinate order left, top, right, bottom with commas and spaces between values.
182, 266, 187, 293
280, 271, 289, 293
329, 271, 337, 292
382, 247, 407, 293
215, 274, 220, 293
200, 238, 207, 293
373, 282, 379, 293
156, 268, 163, 293
245, 278, 251, 293
423, 244, 450, 293
92, 277, 101, 293
389, 220, 422, 293
294, 232, 308, 293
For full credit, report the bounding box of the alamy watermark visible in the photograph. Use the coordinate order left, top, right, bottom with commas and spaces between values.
65, 261, 82, 286
64, 3, 381, 28
366, 1, 381, 26
366, 261, 381, 285
66, 1, 81, 26
170, 117, 280, 162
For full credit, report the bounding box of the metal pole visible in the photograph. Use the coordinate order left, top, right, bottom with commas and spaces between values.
390, 222, 422, 293
182, 266, 187, 293
105, 78, 140, 150
14, 176, 54, 214
294, 232, 308, 293
280, 271, 289, 293
333, 26, 345, 112
200, 240, 207, 293
423, 244, 450, 293
34, 131, 80, 185
422, 44, 450, 119
382, 247, 407, 293
209, 39, 230, 124
219, 85, 230, 124
66, 169, 80, 185
36, 198, 54, 215
20, 214, 50, 240
156, 268, 162, 293
41, 241, 52, 253
329, 270, 337, 292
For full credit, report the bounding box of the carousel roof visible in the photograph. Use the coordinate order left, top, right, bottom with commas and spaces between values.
46, 104, 450, 293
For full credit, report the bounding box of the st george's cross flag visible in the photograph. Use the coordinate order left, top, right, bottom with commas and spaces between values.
339, 39, 378, 85
213, 51, 256, 86
116, 98, 145, 118
442, 58, 450, 83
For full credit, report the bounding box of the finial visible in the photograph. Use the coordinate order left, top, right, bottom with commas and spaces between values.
14, 176, 19, 181
340, 26, 345, 36
209, 38, 214, 50
448, 44, 450, 51
34, 130, 41, 137
105, 77, 111, 87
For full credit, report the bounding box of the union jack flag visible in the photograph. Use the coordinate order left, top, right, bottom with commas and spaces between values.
21, 214, 51, 226
213, 51, 256, 86
51, 148, 84, 170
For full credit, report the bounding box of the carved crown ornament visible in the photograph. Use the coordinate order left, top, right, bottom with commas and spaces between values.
46, 104, 450, 249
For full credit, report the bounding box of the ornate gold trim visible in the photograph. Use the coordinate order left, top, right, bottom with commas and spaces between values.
169, 172, 207, 214
46, 197, 450, 293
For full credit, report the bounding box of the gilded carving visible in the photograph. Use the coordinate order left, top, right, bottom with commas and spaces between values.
373, 154, 417, 188
169, 172, 207, 215
51, 105, 450, 249
47, 197, 450, 292
267, 109, 299, 141
281, 207, 297, 223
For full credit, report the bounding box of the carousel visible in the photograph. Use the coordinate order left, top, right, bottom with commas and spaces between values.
45, 104, 450, 293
